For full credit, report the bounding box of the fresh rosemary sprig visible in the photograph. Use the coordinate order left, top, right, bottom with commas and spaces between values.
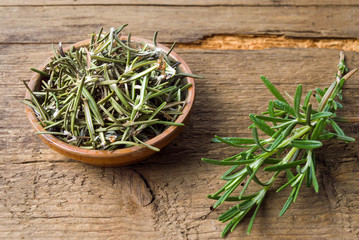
202, 52, 357, 237
23, 25, 201, 151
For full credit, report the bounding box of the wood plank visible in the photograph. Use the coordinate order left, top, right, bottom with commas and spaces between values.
1, 43, 359, 239
1, 0, 359, 6
1, 5, 359, 45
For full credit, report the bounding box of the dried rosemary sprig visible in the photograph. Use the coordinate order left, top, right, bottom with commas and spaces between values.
202, 52, 357, 237
23, 25, 201, 151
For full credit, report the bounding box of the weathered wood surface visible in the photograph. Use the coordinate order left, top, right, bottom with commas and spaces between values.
2, 4, 359, 45
2, 0, 359, 6
1, 1, 359, 239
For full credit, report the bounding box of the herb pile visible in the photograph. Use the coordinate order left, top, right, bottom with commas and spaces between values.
202, 52, 357, 237
23, 25, 198, 151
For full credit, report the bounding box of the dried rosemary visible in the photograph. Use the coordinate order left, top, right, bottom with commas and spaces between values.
23, 25, 201, 151
202, 52, 357, 237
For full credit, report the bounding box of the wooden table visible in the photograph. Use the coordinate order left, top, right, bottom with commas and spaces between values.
1, 1, 359, 239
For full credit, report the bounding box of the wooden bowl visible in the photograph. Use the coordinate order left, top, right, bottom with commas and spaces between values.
25, 36, 195, 167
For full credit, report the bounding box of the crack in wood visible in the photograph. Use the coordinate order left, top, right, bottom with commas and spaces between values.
3, 35, 359, 53
176, 34, 359, 51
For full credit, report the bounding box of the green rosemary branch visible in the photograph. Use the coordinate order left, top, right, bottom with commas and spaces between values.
202, 52, 357, 237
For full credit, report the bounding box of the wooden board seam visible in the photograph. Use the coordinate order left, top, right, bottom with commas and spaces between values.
2, 34, 359, 52
177, 34, 359, 51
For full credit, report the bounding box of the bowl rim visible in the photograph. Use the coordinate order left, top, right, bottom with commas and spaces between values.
25, 36, 195, 159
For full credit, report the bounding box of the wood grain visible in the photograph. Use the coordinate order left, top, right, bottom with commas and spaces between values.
1, 5, 359, 45
2, 1, 359, 239
2, 0, 359, 6
1, 41, 359, 239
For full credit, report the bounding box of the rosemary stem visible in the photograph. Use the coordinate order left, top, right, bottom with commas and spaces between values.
204, 53, 357, 237
24, 25, 199, 151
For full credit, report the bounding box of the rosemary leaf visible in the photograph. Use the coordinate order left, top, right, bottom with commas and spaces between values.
202, 52, 357, 237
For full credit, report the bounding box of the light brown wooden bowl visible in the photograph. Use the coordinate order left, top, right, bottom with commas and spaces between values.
25, 36, 195, 167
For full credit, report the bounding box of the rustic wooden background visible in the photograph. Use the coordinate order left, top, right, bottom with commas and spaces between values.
1, 1, 359, 239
